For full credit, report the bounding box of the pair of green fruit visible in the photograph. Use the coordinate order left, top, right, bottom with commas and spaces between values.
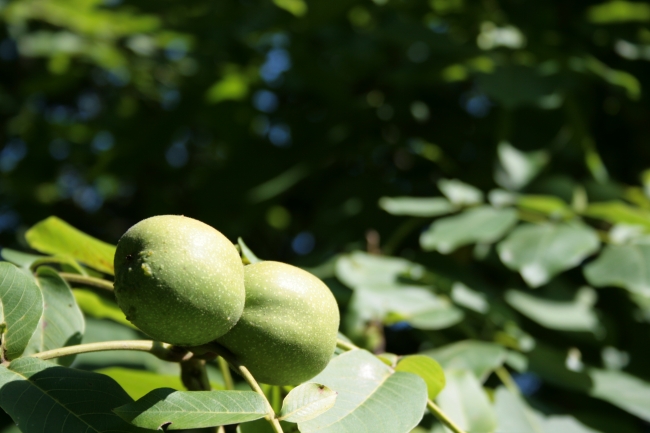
113, 215, 340, 386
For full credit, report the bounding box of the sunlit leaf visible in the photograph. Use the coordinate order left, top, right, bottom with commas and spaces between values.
437, 178, 484, 206
517, 195, 573, 218
279, 382, 337, 423
378, 196, 456, 217
273, 0, 307, 17
505, 287, 600, 333
349, 285, 463, 331
494, 142, 549, 191
589, 368, 650, 422
25, 216, 116, 275
494, 386, 601, 433
23, 267, 84, 366
451, 282, 489, 313
587, 1, 650, 24
298, 350, 427, 433
436, 369, 497, 433
396, 355, 446, 400
420, 206, 518, 254
0, 357, 147, 433
238, 238, 262, 264
0, 262, 44, 361
497, 222, 600, 287
113, 388, 267, 429
73, 289, 135, 328
582, 201, 650, 230
335, 251, 423, 289
584, 244, 650, 296
423, 340, 507, 382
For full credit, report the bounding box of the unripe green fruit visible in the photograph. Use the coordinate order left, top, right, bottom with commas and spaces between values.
216, 261, 340, 385
113, 215, 245, 346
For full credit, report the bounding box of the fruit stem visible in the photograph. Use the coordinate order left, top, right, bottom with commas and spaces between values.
30, 340, 190, 363
427, 399, 467, 433
336, 338, 359, 352
60, 272, 115, 292
218, 356, 235, 390
238, 365, 284, 433
181, 358, 212, 391
495, 366, 520, 396
196, 343, 283, 433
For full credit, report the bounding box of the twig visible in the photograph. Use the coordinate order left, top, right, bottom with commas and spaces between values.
59, 273, 115, 291
30, 340, 189, 363
427, 399, 467, 433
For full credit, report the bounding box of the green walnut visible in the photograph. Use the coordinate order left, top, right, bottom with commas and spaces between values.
217, 261, 340, 385
113, 215, 245, 346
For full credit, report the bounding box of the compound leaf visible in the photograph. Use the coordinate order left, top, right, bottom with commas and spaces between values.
114, 388, 267, 429
420, 206, 518, 254
498, 222, 600, 287
396, 355, 446, 400
298, 349, 427, 433
23, 267, 84, 366
279, 382, 337, 423
378, 196, 456, 217
584, 244, 650, 296
25, 216, 116, 275
0, 262, 44, 361
0, 357, 147, 433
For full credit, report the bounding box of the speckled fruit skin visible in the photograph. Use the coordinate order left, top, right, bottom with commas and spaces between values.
113, 215, 245, 346
216, 261, 340, 385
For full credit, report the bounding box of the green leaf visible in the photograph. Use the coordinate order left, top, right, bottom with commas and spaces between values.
335, 251, 423, 289
0, 249, 45, 268
584, 244, 650, 296
505, 287, 600, 333
238, 238, 262, 264
494, 142, 549, 191
96, 367, 223, 400
589, 368, 650, 422
582, 201, 650, 230
450, 282, 489, 314
23, 267, 84, 366
378, 196, 456, 217
423, 340, 507, 382
587, 1, 650, 24
420, 206, 518, 254
349, 285, 463, 330
113, 388, 267, 429
497, 222, 600, 287
436, 369, 496, 433
298, 350, 427, 433
437, 178, 484, 206
0, 357, 147, 433
73, 289, 135, 328
279, 382, 337, 423
273, 0, 307, 17
517, 195, 573, 218
396, 355, 446, 400
0, 262, 44, 361
494, 386, 601, 433
0, 248, 85, 274
25, 216, 116, 275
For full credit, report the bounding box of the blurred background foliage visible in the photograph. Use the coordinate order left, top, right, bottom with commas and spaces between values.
2, 0, 650, 431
